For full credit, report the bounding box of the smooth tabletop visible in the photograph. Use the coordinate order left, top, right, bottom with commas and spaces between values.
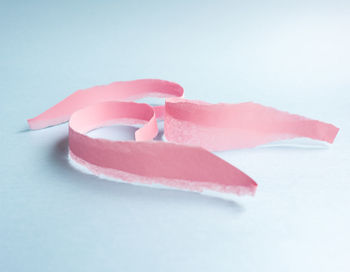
1, 1, 350, 271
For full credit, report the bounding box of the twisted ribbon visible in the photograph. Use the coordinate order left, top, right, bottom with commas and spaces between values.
28, 79, 339, 196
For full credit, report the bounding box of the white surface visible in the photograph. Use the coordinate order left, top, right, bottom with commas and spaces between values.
1, 1, 350, 271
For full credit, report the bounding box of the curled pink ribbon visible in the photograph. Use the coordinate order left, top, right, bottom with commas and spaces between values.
28, 79, 339, 196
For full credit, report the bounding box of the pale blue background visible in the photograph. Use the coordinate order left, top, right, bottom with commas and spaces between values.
1, 0, 350, 271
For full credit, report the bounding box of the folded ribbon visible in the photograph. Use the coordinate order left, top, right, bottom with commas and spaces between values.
28, 79, 339, 196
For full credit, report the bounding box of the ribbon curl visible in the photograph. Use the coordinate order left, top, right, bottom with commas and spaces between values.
28, 79, 339, 196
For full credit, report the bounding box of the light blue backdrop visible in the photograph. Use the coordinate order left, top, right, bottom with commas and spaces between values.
1, 1, 350, 271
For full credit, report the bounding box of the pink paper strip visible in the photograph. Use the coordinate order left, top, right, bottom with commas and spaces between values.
165, 98, 339, 151
28, 79, 183, 130
69, 101, 257, 195
27, 79, 340, 197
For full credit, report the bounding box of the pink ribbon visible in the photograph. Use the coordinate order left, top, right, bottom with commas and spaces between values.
28, 79, 339, 196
